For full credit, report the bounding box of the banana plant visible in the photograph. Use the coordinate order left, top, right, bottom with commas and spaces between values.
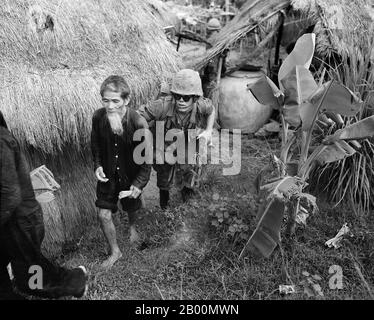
239, 33, 374, 259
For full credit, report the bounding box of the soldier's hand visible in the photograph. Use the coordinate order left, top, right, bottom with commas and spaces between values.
197, 129, 213, 146
95, 166, 109, 182
129, 185, 141, 199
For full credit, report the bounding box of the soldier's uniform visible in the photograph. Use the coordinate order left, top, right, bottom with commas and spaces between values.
139, 69, 215, 207
139, 95, 214, 190
201, 18, 227, 99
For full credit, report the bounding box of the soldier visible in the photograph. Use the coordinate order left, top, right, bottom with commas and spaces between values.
202, 18, 227, 99
91, 75, 151, 269
139, 69, 215, 209
205, 18, 221, 46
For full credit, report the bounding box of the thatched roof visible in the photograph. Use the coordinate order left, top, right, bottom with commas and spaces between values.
291, 0, 374, 61
194, 0, 374, 71
0, 0, 181, 154
194, 0, 291, 71
146, 0, 179, 27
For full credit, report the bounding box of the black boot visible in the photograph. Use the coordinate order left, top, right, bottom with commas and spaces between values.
160, 190, 169, 209
181, 187, 195, 203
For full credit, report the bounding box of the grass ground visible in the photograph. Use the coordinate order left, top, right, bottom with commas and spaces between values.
55, 136, 374, 300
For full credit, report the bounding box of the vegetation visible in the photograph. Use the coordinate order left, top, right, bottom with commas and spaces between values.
245, 33, 374, 258
46, 138, 374, 300
310, 39, 374, 215
44, 28, 373, 302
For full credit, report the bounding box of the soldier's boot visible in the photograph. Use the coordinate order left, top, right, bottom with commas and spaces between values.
160, 189, 170, 209
181, 187, 195, 203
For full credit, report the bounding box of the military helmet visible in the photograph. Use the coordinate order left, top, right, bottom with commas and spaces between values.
207, 18, 221, 31
170, 69, 203, 97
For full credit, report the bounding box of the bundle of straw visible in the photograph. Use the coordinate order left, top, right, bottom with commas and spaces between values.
291, 0, 373, 62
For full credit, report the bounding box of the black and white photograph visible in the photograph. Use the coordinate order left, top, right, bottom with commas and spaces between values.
0, 0, 373, 308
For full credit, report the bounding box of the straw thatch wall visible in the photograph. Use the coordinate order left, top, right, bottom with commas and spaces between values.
291, 0, 374, 61
0, 0, 181, 256
147, 0, 179, 27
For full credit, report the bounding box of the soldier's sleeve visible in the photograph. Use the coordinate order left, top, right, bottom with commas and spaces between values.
138, 99, 165, 122
0, 136, 22, 226
131, 114, 152, 190
197, 97, 214, 116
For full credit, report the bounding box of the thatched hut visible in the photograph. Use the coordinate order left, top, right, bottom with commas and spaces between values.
146, 0, 179, 28
291, 0, 374, 64
0, 0, 181, 256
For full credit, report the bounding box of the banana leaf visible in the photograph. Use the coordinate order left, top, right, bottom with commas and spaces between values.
323, 115, 374, 143
283, 105, 301, 127
260, 176, 302, 199
301, 81, 362, 132
240, 198, 285, 258
314, 140, 357, 165
282, 66, 318, 104
247, 74, 283, 109
278, 33, 316, 91
318, 82, 362, 115
281, 66, 318, 127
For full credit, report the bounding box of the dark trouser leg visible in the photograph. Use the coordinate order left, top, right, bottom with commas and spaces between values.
127, 209, 137, 226
0, 244, 15, 300
127, 209, 140, 244
175, 164, 201, 202
3, 213, 86, 299
0, 266, 15, 300
153, 164, 175, 209
121, 196, 143, 244
159, 190, 170, 209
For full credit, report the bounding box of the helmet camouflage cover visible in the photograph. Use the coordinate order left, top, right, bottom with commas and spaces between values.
170, 69, 203, 97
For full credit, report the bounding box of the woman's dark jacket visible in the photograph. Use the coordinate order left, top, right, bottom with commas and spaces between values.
0, 126, 42, 229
